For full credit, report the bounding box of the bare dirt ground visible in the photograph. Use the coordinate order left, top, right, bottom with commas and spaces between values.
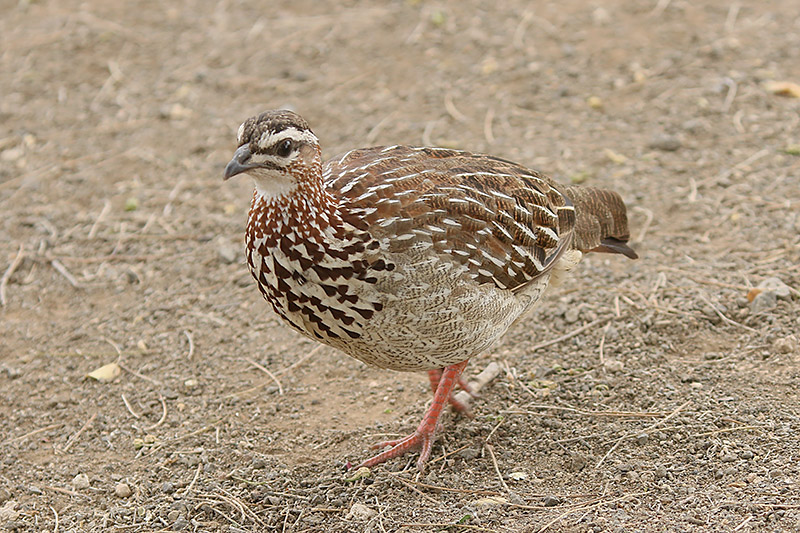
2, 1, 799, 531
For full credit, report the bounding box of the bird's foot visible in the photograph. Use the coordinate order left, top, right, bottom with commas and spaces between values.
359, 429, 436, 471
358, 360, 470, 471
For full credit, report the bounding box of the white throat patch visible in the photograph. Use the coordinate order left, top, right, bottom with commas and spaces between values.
252, 170, 297, 200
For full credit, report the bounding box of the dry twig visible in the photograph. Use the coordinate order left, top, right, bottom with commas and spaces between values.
245, 358, 284, 395
144, 394, 168, 430
61, 413, 97, 453
0, 244, 25, 306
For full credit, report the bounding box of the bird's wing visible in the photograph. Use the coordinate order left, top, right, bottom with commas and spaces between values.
323, 146, 576, 292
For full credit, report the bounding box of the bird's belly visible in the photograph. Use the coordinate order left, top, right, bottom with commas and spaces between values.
329, 255, 551, 372
248, 242, 551, 372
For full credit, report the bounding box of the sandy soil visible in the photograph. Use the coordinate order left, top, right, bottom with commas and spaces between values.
1, 0, 799, 531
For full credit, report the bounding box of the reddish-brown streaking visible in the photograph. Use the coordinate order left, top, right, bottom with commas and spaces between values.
224, 109, 637, 470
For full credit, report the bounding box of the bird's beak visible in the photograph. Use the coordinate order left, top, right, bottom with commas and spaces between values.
223, 145, 254, 180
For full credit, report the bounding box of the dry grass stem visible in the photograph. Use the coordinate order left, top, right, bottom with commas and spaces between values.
184, 330, 195, 359
444, 93, 469, 123
50, 505, 58, 533
88, 200, 111, 238
61, 412, 97, 453
276, 344, 324, 376
594, 401, 691, 469
121, 394, 141, 418
2, 423, 64, 446
484, 443, 510, 492
144, 394, 168, 430
386, 472, 440, 504
513, 406, 671, 418
697, 293, 758, 333
530, 316, 613, 352
0, 244, 25, 306
693, 425, 765, 438
50, 259, 81, 288
245, 357, 284, 395
387, 472, 503, 497
118, 361, 162, 386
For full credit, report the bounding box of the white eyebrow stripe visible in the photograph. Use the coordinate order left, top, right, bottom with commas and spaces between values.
257, 127, 318, 149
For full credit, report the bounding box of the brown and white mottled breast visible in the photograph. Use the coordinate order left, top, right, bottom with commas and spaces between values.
324, 145, 577, 292
244, 185, 387, 346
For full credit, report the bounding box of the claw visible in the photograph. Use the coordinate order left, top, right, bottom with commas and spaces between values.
358, 360, 470, 470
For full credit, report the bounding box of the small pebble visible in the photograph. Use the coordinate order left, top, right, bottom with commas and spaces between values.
115, 482, 132, 498
161, 482, 175, 494
750, 290, 777, 313
217, 243, 238, 264
649, 134, 682, 151
773, 335, 798, 354
72, 473, 90, 490
346, 502, 377, 521
564, 307, 580, 323
456, 447, 480, 460
167, 510, 181, 522
543, 495, 563, 507
740, 450, 754, 460
636, 433, 649, 445
720, 453, 737, 463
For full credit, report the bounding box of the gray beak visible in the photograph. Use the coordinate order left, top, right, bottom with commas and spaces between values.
223, 145, 254, 180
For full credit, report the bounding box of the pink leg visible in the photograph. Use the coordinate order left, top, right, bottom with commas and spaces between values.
428, 368, 476, 415
359, 360, 469, 470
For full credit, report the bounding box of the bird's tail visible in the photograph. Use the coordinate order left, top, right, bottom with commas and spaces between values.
563, 186, 638, 260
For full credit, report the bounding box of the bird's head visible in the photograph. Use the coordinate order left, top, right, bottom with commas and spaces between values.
224, 110, 320, 199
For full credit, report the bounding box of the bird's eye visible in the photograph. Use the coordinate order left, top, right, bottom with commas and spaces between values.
276, 139, 293, 158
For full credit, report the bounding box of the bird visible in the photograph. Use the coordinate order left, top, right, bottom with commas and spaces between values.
224, 109, 637, 470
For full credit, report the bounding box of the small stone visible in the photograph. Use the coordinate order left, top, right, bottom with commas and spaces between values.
217, 243, 238, 264
456, 447, 480, 460
750, 290, 777, 313
649, 134, 682, 152
161, 482, 175, 494
740, 450, 754, 460
603, 360, 624, 373
543, 495, 563, 507
635, 433, 649, 445
167, 510, 181, 522
720, 453, 737, 463
0, 488, 11, 504
115, 482, 132, 498
564, 307, 580, 323
773, 335, 798, 354
591, 7, 610, 25
72, 473, 90, 490
346, 503, 377, 521
654, 466, 667, 479
758, 277, 791, 298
